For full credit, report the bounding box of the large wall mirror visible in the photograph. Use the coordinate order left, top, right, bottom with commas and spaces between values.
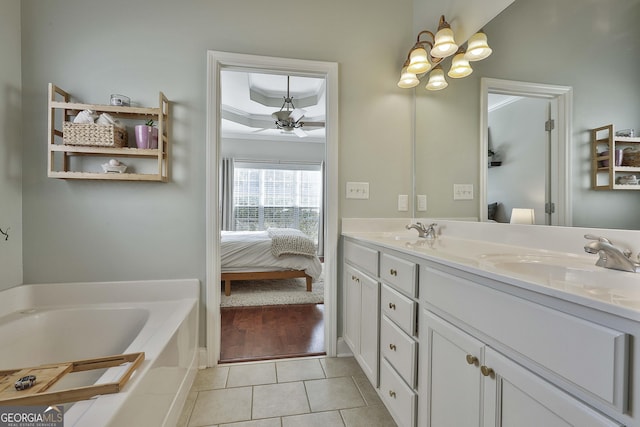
414, 0, 640, 230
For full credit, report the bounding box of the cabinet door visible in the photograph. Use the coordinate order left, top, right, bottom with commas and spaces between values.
482, 347, 622, 427
343, 265, 361, 355
419, 310, 484, 427
359, 273, 380, 386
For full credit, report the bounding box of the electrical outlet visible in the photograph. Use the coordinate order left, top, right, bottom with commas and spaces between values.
398, 194, 409, 211
417, 195, 427, 211
453, 184, 474, 200
346, 182, 370, 199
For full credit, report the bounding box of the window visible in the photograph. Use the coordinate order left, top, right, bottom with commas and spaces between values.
233, 164, 322, 245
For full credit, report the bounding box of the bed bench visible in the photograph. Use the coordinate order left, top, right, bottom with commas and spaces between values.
221, 270, 312, 296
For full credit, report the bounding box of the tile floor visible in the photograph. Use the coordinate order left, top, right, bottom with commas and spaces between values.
177, 356, 397, 427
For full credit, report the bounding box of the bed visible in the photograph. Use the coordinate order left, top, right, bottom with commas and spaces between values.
220, 228, 323, 296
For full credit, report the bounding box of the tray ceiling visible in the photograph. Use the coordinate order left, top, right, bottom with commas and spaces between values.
220, 70, 326, 143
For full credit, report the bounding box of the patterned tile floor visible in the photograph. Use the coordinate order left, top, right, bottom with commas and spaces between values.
177, 356, 397, 427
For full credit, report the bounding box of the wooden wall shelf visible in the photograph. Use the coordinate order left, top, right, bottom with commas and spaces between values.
591, 124, 640, 190
47, 83, 170, 182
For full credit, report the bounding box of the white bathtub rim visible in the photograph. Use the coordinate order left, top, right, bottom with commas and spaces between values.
65, 297, 199, 427
0, 279, 200, 312
0, 279, 200, 427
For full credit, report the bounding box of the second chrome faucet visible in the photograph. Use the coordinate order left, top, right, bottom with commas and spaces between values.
584, 234, 640, 273
406, 222, 438, 239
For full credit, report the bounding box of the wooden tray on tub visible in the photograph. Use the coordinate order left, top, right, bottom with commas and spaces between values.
0, 352, 144, 406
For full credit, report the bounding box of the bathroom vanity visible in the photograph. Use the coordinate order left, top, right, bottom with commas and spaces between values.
342, 219, 640, 427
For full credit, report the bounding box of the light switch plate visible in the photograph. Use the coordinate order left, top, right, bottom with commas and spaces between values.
417, 194, 427, 211
453, 184, 474, 200
398, 194, 409, 211
346, 182, 370, 199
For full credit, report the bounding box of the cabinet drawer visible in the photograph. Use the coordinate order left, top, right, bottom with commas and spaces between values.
380, 253, 417, 297
344, 240, 378, 276
423, 266, 628, 412
381, 315, 417, 387
380, 358, 417, 427
381, 284, 416, 335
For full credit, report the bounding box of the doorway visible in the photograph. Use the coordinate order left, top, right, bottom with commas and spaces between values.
479, 78, 573, 226
205, 52, 339, 367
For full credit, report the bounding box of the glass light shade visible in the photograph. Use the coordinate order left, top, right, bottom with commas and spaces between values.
425, 67, 448, 91
407, 47, 431, 74
431, 27, 458, 58
397, 66, 420, 88
464, 32, 492, 61
447, 53, 473, 78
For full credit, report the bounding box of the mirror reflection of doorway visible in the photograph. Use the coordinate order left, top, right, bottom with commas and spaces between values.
487, 94, 557, 225
480, 78, 573, 227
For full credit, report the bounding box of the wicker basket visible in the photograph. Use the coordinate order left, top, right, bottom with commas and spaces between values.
621, 149, 640, 167
63, 122, 128, 147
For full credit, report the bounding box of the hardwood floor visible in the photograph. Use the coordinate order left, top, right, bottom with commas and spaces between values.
220, 304, 325, 363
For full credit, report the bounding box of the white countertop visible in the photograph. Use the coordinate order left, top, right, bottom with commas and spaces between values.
342, 219, 640, 322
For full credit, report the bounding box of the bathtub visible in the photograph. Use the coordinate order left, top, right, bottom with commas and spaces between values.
0, 279, 199, 427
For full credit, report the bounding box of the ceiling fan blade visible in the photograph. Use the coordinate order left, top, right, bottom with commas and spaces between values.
293, 127, 308, 138
302, 121, 325, 128
289, 108, 306, 123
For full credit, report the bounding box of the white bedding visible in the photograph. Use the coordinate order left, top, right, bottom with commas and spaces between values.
220, 230, 322, 280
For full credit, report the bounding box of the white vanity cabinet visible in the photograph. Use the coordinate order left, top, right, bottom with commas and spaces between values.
343, 240, 380, 386
341, 232, 639, 427
378, 252, 419, 427
420, 263, 628, 427
421, 310, 621, 427
420, 310, 484, 426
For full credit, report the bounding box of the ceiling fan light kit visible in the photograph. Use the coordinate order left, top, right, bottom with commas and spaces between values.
271, 75, 317, 137
397, 15, 492, 91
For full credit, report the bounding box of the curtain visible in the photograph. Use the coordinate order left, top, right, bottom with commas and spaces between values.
220, 157, 235, 231
317, 161, 325, 257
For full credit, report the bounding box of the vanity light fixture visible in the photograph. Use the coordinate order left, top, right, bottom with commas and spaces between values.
431, 17, 458, 58
464, 30, 492, 61
447, 52, 473, 78
397, 15, 492, 91
425, 66, 448, 90
397, 62, 421, 88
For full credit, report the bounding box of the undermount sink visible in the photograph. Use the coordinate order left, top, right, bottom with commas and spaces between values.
478, 253, 640, 308
477, 253, 613, 288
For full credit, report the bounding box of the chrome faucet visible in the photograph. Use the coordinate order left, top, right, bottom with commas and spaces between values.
406, 222, 438, 239
583, 234, 640, 273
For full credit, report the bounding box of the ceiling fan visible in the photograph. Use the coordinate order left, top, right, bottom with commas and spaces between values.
272, 76, 324, 138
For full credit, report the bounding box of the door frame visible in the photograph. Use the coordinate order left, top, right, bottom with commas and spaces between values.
479, 78, 573, 226
205, 51, 339, 367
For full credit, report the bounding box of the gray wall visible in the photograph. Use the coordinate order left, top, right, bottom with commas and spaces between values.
0, 0, 22, 291
415, 0, 640, 229
19, 0, 415, 287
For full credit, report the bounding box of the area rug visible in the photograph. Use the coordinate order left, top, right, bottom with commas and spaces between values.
220, 277, 324, 307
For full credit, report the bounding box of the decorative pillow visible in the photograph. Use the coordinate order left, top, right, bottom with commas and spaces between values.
488, 202, 498, 221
